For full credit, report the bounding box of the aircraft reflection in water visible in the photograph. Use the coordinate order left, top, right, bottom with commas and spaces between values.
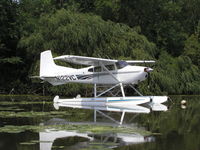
38, 102, 168, 150
40, 129, 155, 150
37, 103, 168, 150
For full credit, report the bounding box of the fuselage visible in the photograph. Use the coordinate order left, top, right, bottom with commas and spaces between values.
41, 64, 149, 86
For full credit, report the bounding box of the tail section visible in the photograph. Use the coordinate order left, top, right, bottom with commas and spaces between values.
40, 50, 75, 77
40, 50, 56, 77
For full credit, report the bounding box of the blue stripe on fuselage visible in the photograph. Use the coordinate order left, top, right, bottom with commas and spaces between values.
108, 99, 145, 102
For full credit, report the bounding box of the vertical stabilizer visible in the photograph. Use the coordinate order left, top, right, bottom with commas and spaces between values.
40, 50, 56, 77
39, 50, 76, 85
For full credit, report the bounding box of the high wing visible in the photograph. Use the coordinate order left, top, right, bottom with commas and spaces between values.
54, 55, 117, 66
126, 60, 155, 64
54, 55, 155, 66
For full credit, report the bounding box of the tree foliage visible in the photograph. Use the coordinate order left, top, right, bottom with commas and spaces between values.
1, 0, 200, 95
19, 9, 156, 58
184, 22, 200, 67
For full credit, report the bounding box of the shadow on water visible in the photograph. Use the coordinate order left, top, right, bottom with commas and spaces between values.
0, 95, 199, 150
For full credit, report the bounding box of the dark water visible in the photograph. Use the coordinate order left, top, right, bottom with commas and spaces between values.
0, 95, 199, 150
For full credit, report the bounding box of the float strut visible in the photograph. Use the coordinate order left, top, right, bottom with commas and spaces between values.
129, 84, 143, 96
120, 83, 125, 97
94, 110, 96, 122
94, 84, 97, 97
96, 84, 119, 97
120, 111, 125, 125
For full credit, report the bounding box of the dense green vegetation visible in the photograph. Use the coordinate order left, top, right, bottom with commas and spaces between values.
0, 0, 200, 95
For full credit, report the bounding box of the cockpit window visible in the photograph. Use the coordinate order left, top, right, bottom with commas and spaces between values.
116, 61, 128, 69
88, 66, 101, 72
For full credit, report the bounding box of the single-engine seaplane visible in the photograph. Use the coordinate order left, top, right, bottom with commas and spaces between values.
39, 50, 168, 124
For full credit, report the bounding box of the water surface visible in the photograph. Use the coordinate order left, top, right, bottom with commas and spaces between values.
0, 95, 199, 150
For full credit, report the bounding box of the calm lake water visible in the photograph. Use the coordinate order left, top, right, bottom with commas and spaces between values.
0, 95, 199, 150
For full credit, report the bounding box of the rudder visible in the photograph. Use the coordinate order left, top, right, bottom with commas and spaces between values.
40, 50, 56, 77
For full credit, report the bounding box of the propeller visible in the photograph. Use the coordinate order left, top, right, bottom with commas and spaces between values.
144, 67, 153, 88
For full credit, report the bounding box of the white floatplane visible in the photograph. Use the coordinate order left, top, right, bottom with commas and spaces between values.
38, 50, 168, 123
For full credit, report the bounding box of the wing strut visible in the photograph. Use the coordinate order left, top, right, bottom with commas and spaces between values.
100, 63, 119, 82
100, 63, 125, 97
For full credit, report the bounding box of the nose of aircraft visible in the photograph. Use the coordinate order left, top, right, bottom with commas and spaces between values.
144, 67, 153, 73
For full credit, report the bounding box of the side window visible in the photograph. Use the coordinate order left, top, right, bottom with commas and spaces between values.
88, 65, 115, 72
88, 68, 94, 72
94, 66, 101, 72
105, 64, 115, 71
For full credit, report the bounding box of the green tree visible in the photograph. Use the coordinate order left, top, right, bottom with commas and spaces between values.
0, 0, 24, 92
184, 22, 200, 67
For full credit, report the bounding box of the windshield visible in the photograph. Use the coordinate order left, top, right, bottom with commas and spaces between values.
116, 61, 128, 69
